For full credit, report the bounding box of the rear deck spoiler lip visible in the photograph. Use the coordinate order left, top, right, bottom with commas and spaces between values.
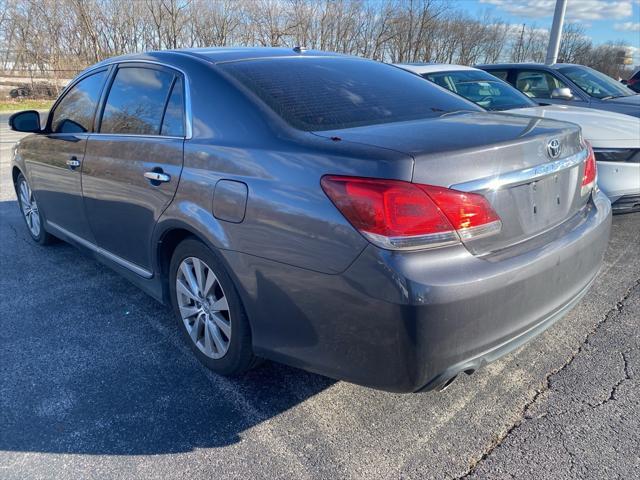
452, 148, 588, 193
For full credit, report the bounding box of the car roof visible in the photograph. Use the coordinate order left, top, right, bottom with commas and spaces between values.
476, 63, 583, 70
90, 47, 346, 69
180, 47, 347, 63
395, 63, 480, 74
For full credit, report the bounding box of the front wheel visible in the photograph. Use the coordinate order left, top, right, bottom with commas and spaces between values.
169, 238, 257, 375
16, 174, 55, 245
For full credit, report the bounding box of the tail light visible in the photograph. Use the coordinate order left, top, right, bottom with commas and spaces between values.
581, 142, 597, 196
321, 176, 501, 251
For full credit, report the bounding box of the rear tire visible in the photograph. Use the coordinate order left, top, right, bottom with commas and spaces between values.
169, 238, 256, 375
16, 173, 55, 245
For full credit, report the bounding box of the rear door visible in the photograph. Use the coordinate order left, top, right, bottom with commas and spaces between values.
81, 63, 186, 273
25, 69, 109, 242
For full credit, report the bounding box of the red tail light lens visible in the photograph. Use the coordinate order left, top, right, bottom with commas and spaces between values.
417, 185, 501, 239
581, 142, 597, 196
321, 176, 501, 250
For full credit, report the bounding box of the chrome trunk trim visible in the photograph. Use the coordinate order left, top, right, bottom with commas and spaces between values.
452, 149, 588, 193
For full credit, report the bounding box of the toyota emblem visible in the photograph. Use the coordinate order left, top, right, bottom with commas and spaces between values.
547, 138, 562, 159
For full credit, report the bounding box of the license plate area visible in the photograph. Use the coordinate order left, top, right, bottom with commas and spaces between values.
456, 164, 584, 257
511, 168, 579, 235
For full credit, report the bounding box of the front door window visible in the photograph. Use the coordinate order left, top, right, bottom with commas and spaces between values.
515, 70, 569, 99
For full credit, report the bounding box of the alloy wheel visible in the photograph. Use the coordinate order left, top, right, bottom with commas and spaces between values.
176, 256, 231, 359
19, 179, 41, 237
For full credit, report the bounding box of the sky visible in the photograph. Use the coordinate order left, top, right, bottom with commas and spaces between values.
461, 0, 640, 48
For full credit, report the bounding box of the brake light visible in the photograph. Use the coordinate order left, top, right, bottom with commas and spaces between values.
418, 185, 502, 240
321, 176, 501, 250
581, 142, 597, 196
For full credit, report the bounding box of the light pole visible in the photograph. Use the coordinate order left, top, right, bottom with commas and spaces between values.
545, 0, 568, 65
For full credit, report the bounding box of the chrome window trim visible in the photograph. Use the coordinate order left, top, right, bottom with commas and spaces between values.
45, 132, 185, 141
87, 133, 185, 140
46, 221, 153, 279
76, 59, 193, 139
452, 149, 588, 193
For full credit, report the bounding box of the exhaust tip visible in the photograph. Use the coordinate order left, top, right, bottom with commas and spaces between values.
438, 374, 458, 392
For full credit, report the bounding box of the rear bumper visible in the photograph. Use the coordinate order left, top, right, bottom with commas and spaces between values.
416, 272, 596, 392
225, 191, 612, 392
597, 161, 640, 208
612, 195, 640, 214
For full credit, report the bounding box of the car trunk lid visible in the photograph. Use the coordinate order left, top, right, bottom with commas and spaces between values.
314, 112, 589, 255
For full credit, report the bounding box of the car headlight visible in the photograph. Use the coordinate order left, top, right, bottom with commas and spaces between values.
593, 149, 640, 163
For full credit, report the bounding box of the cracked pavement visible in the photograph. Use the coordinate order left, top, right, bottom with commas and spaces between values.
1, 114, 640, 479
464, 281, 640, 479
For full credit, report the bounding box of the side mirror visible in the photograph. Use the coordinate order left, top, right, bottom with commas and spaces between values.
550, 87, 574, 100
8, 110, 41, 133
621, 79, 628, 85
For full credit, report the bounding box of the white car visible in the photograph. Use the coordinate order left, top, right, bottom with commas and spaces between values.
397, 63, 640, 212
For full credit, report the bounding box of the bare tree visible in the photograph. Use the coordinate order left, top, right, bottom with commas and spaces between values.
558, 23, 591, 64
0, 0, 633, 85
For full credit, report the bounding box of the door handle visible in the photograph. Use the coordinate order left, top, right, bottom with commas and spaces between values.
144, 171, 171, 183
66, 157, 81, 169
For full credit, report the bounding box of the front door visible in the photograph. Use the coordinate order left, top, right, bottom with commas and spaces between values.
81, 64, 186, 272
26, 69, 109, 241
513, 69, 585, 106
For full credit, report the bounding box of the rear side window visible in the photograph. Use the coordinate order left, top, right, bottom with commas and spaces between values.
161, 77, 185, 137
486, 70, 509, 81
422, 71, 536, 111
100, 67, 175, 135
219, 57, 481, 131
50, 70, 107, 133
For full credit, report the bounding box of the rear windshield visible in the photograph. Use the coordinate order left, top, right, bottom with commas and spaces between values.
218, 57, 481, 131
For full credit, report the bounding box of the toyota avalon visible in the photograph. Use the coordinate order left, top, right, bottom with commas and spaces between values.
10, 48, 611, 392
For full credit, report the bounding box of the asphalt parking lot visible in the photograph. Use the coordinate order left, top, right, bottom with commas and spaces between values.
1, 114, 639, 479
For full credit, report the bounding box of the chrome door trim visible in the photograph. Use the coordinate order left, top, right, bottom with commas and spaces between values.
46, 221, 153, 279
452, 149, 588, 193
144, 171, 171, 182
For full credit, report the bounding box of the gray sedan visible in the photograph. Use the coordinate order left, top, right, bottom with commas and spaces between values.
478, 62, 640, 118
9, 48, 611, 392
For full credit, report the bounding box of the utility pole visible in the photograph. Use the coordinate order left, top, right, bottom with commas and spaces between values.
545, 0, 568, 65
516, 24, 525, 62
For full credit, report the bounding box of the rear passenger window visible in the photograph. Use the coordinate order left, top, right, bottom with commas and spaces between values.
161, 77, 185, 137
100, 67, 174, 135
488, 70, 509, 81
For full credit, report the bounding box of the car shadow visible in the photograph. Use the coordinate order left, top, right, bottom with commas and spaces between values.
0, 200, 335, 455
